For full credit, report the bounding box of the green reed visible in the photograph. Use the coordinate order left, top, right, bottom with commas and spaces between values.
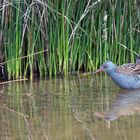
0, 0, 140, 79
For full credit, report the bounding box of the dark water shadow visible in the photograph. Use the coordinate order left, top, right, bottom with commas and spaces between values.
95, 89, 140, 122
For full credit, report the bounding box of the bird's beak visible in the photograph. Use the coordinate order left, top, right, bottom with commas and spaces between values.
93, 68, 104, 74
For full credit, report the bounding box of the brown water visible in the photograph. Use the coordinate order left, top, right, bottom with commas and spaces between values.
0, 75, 140, 140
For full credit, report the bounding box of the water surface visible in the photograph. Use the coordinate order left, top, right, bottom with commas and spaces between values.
0, 75, 140, 140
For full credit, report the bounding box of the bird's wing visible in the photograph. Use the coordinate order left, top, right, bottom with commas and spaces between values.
116, 63, 140, 74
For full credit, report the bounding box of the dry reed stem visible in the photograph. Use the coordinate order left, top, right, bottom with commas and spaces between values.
0, 78, 27, 85
117, 42, 139, 56
0, 49, 48, 65
1, 105, 33, 140
68, 0, 101, 46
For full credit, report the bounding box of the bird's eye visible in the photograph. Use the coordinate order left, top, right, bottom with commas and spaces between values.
104, 65, 108, 69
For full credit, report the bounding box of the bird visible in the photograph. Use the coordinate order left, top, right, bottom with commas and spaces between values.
94, 58, 140, 90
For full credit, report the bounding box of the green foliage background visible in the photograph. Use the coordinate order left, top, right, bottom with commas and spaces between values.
0, 0, 140, 79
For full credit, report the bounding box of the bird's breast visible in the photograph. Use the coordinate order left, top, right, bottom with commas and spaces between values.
108, 72, 140, 89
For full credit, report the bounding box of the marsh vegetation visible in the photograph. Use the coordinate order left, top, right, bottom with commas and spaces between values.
0, 0, 140, 79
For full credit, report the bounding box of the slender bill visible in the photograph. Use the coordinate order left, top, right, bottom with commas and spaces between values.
93, 68, 104, 74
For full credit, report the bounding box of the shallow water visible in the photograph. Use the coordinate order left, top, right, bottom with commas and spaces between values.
1, 75, 140, 140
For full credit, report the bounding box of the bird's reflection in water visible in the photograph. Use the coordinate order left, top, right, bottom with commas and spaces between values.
95, 89, 140, 121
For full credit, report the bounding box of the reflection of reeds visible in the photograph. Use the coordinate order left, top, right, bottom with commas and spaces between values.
1, 76, 140, 139
1, 0, 140, 78
1, 106, 34, 140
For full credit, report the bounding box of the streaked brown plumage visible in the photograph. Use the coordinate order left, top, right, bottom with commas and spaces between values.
116, 63, 140, 75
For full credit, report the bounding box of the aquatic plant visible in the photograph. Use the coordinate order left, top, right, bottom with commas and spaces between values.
0, 0, 140, 79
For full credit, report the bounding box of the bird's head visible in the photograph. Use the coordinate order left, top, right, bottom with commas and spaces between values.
94, 61, 116, 74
